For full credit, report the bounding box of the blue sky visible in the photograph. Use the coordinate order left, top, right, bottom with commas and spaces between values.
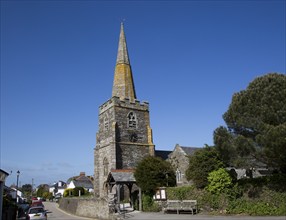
1, 0, 285, 187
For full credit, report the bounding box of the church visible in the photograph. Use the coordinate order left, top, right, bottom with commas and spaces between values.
94, 23, 198, 199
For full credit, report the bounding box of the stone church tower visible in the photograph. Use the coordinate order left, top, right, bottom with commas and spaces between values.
94, 23, 155, 197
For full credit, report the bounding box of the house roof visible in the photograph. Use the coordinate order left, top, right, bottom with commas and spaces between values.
67, 172, 94, 184
72, 179, 93, 189
0, 169, 9, 179
67, 172, 94, 189
50, 181, 66, 189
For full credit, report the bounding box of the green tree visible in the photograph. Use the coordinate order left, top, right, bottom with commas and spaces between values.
36, 185, 49, 198
42, 192, 50, 199
185, 146, 224, 188
134, 156, 176, 195
206, 168, 233, 194
21, 184, 32, 198
214, 73, 286, 172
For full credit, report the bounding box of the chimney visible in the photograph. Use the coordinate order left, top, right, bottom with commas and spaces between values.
80, 172, 85, 176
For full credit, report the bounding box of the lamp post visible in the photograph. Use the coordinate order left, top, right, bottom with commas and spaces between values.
16, 170, 20, 203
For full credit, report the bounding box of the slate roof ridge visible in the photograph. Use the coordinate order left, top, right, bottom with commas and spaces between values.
179, 146, 200, 155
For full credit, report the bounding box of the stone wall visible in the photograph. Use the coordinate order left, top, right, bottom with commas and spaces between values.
95, 95, 154, 197
116, 144, 150, 169
167, 145, 191, 185
59, 197, 113, 220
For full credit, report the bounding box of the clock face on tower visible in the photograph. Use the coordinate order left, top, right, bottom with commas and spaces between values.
129, 132, 138, 142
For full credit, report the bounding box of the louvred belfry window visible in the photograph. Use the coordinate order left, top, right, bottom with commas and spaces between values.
104, 117, 109, 131
127, 112, 137, 128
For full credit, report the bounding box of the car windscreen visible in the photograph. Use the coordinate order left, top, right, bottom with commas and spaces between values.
29, 208, 44, 214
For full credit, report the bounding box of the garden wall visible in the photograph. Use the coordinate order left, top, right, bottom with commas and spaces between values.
59, 197, 113, 220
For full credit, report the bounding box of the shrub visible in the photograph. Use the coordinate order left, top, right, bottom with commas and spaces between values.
63, 187, 86, 197
227, 198, 286, 216
185, 146, 224, 188
142, 194, 160, 212
226, 175, 286, 215
165, 174, 286, 215
206, 168, 233, 195
72, 187, 85, 196
166, 186, 196, 200
63, 189, 73, 197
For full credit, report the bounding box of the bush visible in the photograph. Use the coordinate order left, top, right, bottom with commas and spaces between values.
227, 197, 286, 216
142, 194, 160, 212
206, 168, 233, 195
185, 146, 224, 188
226, 175, 286, 215
72, 187, 85, 196
63, 187, 85, 197
166, 175, 286, 215
63, 189, 73, 197
166, 186, 196, 200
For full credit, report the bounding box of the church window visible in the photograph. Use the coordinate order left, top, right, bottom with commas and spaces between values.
103, 158, 109, 176
127, 112, 137, 129
176, 168, 182, 183
104, 116, 109, 131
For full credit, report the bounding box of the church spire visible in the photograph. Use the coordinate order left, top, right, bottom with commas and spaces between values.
116, 22, 130, 65
112, 23, 137, 101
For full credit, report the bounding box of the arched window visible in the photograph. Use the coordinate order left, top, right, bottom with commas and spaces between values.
127, 112, 137, 128
176, 168, 182, 183
103, 158, 109, 176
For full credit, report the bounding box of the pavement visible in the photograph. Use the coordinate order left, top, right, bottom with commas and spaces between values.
119, 211, 286, 220
43, 201, 286, 220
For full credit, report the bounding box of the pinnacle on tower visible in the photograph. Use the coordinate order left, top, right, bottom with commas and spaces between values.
112, 23, 137, 101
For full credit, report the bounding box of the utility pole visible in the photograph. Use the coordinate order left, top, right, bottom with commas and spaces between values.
31, 178, 34, 198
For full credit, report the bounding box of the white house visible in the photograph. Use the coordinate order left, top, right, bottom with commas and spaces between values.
10, 187, 23, 202
66, 172, 94, 193
49, 181, 66, 197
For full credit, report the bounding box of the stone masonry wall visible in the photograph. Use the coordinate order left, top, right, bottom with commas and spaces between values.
116, 144, 150, 169
95, 96, 154, 197
168, 145, 190, 185
59, 198, 113, 220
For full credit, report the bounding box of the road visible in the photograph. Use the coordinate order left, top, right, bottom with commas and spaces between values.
43, 202, 286, 220
43, 202, 95, 220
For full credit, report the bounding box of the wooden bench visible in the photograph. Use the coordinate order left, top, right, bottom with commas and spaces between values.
163, 200, 197, 214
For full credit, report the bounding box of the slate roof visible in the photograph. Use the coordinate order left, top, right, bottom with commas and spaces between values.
180, 146, 200, 155
73, 178, 93, 189
108, 170, 136, 183
155, 150, 172, 160
51, 181, 66, 189
67, 172, 94, 189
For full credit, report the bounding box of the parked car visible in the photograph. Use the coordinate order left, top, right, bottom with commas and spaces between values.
54, 193, 62, 202
30, 200, 44, 208
26, 207, 47, 220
